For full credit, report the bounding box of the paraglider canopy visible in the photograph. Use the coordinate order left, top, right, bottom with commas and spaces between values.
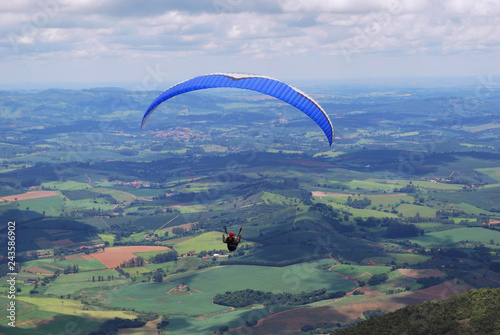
141, 73, 334, 146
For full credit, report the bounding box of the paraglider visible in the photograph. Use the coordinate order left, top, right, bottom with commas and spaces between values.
222, 226, 242, 252
141, 73, 334, 145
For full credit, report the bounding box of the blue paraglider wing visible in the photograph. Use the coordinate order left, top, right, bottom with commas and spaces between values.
141, 73, 334, 145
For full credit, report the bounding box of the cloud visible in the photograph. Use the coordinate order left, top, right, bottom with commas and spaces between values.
1, 0, 499, 86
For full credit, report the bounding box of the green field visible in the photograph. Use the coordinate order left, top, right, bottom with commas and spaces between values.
166, 308, 271, 335
174, 232, 224, 254
0, 296, 135, 334
45, 269, 129, 295
432, 187, 500, 212
367, 179, 464, 191
262, 191, 300, 205
104, 281, 230, 315
24, 257, 107, 274
477, 167, 500, 182
0, 314, 101, 335
103, 261, 355, 315
3, 86, 500, 335
98, 233, 115, 246
453, 202, 494, 216
43, 181, 89, 190
398, 227, 500, 246
170, 261, 355, 294
174, 231, 255, 254
14, 196, 65, 216
97, 187, 136, 204
396, 204, 436, 217
373, 270, 419, 294
333, 264, 391, 279
369, 195, 414, 207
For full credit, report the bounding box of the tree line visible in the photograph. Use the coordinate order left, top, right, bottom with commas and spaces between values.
213, 288, 345, 308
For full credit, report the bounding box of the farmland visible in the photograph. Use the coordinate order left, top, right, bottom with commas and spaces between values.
84, 246, 171, 268
400, 227, 500, 246
1, 86, 500, 334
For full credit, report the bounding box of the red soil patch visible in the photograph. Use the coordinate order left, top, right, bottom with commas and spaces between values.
398, 268, 445, 278
356, 286, 381, 295
408, 280, 473, 301
0, 190, 58, 201
86, 246, 170, 268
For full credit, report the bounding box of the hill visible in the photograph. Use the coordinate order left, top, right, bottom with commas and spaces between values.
334, 287, 500, 335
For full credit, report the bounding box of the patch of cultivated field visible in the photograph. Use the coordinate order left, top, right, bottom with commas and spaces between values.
84, 246, 170, 268
16, 296, 138, 320
166, 308, 271, 335
234, 294, 390, 335
170, 262, 356, 295
312, 191, 408, 198
0, 190, 58, 201
1, 313, 100, 335
241, 280, 473, 335
118, 317, 162, 334
399, 227, 500, 246
97, 187, 136, 204
476, 167, 500, 182
23, 257, 107, 274
262, 191, 300, 205
174, 231, 223, 255
104, 261, 355, 316
387, 253, 431, 265
174, 231, 255, 255
43, 181, 89, 190
455, 202, 496, 215
98, 233, 115, 246
328, 203, 398, 219
396, 204, 436, 217
333, 264, 391, 280
360, 253, 431, 266
369, 195, 414, 207
45, 269, 129, 296
462, 123, 500, 133
203, 144, 228, 152
398, 268, 445, 278
103, 281, 229, 315
367, 179, 464, 191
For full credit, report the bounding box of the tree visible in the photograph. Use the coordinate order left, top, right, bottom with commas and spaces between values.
153, 271, 163, 283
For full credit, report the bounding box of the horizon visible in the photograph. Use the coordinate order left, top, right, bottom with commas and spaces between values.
1, 74, 496, 91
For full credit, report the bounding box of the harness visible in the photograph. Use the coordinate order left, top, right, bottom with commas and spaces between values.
227, 237, 238, 251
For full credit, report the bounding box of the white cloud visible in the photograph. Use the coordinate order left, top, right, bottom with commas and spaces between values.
1, 0, 499, 86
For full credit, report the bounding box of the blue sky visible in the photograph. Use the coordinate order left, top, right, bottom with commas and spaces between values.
1, 0, 500, 89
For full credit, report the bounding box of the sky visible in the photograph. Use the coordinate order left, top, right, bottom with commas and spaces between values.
1, 0, 500, 89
